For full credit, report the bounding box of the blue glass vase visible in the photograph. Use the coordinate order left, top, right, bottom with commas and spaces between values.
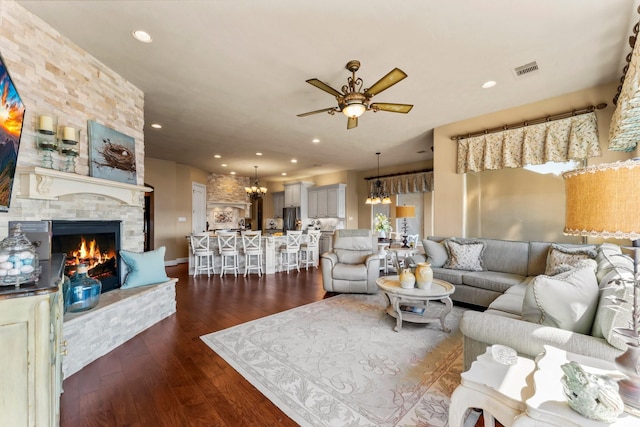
65, 263, 101, 313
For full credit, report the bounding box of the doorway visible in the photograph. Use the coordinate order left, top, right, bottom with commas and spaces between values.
192, 183, 207, 233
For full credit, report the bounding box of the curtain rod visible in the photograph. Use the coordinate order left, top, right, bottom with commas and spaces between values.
364, 168, 433, 181
450, 103, 607, 141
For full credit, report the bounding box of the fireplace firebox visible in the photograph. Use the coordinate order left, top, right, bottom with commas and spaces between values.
51, 220, 121, 293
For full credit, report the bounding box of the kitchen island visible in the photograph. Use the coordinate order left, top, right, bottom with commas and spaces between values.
187, 233, 324, 275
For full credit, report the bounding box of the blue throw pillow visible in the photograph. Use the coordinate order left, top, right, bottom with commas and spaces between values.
120, 247, 169, 288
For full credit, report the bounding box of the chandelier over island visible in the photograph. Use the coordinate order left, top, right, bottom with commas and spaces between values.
245, 165, 267, 200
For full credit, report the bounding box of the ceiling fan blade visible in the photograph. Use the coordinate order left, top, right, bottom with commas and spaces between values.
297, 107, 336, 117
370, 103, 413, 114
347, 117, 358, 129
306, 78, 343, 97
364, 68, 408, 97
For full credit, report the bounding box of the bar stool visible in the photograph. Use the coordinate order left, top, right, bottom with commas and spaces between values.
299, 230, 321, 269
279, 230, 302, 273
190, 233, 215, 277
241, 230, 263, 277
217, 232, 239, 277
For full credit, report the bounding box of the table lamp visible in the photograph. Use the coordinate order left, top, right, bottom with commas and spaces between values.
395, 205, 415, 248
563, 159, 640, 412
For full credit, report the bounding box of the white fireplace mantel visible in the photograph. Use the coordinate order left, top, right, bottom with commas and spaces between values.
16, 167, 152, 206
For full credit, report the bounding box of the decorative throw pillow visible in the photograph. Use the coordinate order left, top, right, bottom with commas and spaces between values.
522, 265, 599, 334
422, 239, 448, 268
120, 246, 169, 289
544, 243, 597, 276
443, 239, 485, 271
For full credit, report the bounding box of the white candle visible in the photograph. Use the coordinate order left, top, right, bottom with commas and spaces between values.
63, 126, 76, 141
39, 115, 53, 132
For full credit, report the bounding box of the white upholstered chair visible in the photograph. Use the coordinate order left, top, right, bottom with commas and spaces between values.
241, 230, 263, 277
190, 233, 215, 277
321, 229, 380, 294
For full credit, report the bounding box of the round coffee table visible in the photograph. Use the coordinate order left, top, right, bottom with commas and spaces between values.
376, 275, 455, 332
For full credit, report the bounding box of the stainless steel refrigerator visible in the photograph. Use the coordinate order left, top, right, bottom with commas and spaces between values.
283, 207, 299, 231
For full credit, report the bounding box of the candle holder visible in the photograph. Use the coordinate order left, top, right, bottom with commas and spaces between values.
36, 115, 58, 169
59, 127, 80, 173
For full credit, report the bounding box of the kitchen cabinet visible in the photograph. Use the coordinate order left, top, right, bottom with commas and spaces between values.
307, 184, 346, 218
308, 188, 318, 218
283, 182, 314, 220
272, 191, 284, 218
327, 184, 346, 218
0, 254, 65, 427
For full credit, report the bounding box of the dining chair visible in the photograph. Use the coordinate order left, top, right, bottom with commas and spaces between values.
279, 230, 303, 273
190, 233, 215, 277
299, 230, 321, 269
241, 230, 263, 277
217, 232, 239, 277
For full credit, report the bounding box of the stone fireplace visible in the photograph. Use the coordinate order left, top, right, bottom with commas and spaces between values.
51, 219, 122, 293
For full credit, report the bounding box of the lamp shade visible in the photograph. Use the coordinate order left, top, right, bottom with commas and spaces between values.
395, 205, 415, 218
563, 160, 640, 240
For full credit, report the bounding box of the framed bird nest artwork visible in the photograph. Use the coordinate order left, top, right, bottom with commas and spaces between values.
88, 120, 137, 184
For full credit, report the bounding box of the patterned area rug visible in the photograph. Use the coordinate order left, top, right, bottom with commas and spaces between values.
201, 293, 468, 427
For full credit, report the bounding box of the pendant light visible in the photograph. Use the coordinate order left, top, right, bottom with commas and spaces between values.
365, 153, 391, 204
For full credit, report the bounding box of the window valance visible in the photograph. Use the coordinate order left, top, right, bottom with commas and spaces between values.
609, 31, 640, 152
455, 112, 601, 174
367, 171, 434, 194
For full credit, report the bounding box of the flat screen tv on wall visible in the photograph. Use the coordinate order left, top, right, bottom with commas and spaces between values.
0, 52, 25, 212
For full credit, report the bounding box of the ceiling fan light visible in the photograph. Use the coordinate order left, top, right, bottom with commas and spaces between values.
342, 102, 366, 118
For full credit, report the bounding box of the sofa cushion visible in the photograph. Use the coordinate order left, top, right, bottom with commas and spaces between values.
504, 279, 533, 297
544, 243, 597, 276
432, 267, 464, 285
421, 239, 448, 267
462, 271, 526, 293
332, 263, 367, 280
527, 241, 553, 276
522, 265, 599, 334
487, 292, 525, 316
443, 239, 485, 271
481, 239, 529, 276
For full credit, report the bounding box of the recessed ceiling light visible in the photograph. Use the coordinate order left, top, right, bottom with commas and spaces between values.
291, 159, 297, 163
230, 171, 236, 175
150, 123, 162, 129
281, 172, 287, 176
256, 152, 263, 156
312, 138, 320, 143
132, 30, 153, 43
221, 163, 227, 167
481, 80, 497, 89
214, 154, 221, 159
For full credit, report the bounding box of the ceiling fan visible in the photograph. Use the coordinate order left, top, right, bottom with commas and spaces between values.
297, 60, 413, 129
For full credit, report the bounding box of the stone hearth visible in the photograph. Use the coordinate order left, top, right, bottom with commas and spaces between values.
62, 279, 177, 379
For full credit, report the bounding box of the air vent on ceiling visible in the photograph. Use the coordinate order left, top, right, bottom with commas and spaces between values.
513, 61, 539, 77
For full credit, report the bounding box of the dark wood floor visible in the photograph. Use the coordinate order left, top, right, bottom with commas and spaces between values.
59, 264, 499, 427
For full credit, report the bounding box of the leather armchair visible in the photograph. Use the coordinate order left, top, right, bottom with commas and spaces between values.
321, 229, 380, 294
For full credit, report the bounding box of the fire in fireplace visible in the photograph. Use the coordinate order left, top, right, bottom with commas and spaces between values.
51, 220, 121, 293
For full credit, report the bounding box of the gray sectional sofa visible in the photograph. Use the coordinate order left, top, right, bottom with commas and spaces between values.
410, 237, 634, 369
